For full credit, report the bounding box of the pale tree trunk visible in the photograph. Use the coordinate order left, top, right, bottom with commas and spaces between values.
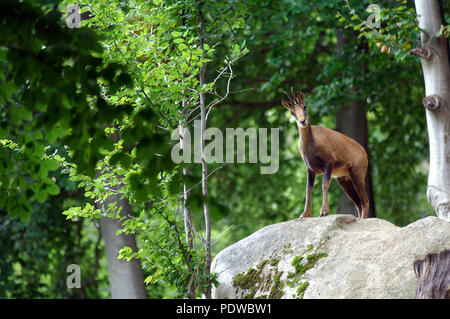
179, 122, 193, 248
198, 6, 212, 299
179, 115, 196, 298
336, 29, 376, 218
99, 208, 147, 299
414, 0, 450, 222
97, 130, 147, 299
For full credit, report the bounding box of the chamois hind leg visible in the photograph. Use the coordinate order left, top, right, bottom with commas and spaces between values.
349, 167, 369, 219
337, 176, 361, 216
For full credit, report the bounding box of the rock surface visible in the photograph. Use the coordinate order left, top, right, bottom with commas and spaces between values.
211, 215, 450, 299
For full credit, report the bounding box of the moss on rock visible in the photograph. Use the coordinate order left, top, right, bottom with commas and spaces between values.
231, 243, 327, 299
268, 268, 285, 299
296, 281, 309, 299
287, 244, 327, 299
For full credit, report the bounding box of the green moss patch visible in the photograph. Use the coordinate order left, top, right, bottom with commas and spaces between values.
268, 268, 284, 299
282, 243, 294, 254
231, 242, 327, 299
287, 243, 327, 299
232, 256, 281, 299
296, 281, 309, 299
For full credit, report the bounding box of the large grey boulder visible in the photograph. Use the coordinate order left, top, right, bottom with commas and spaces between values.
211, 215, 450, 299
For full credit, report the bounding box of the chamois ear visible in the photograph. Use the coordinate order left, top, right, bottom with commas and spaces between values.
297, 91, 305, 103
281, 99, 291, 110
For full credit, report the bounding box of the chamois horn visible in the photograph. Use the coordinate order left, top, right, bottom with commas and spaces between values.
283, 90, 294, 105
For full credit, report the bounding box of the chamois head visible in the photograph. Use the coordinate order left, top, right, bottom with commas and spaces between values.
281, 89, 308, 128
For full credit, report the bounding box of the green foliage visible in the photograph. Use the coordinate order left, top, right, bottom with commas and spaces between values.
0, 171, 109, 298
58, 0, 247, 297
437, 24, 450, 38
0, 0, 133, 221
338, 0, 421, 62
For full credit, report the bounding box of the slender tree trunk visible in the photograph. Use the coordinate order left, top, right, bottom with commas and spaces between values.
414, 0, 450, 222
97, 130, 147, 299
180, 122, 193, 249
179, 114, 196, 298
335, 29, 376, 218
198, 5, 212, 299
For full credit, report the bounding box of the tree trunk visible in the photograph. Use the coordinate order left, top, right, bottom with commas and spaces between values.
99, 210, 147, 299
179, 117, 196, 298
414, 0, 450, 222
414, 249, 450, 299
97, 130, 147, 299
198, 6, 212, 299
335, 29, 376, 218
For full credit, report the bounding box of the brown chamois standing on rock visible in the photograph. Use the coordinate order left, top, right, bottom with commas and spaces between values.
282, 90, 370, 219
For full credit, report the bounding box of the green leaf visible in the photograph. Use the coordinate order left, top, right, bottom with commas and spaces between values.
36, 190, 48, 203
42, 159, 59, 172
47, 126, 67, 143
46, 183, 60, 196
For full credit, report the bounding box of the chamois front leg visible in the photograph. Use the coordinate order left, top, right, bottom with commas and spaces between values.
320, 164, 332, 217
300, 169, 316, 218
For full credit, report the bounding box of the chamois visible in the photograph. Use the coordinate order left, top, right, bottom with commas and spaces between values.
282, 90, 369, 219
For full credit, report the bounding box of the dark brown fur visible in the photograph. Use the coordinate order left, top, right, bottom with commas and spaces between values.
282, 91, 369, 219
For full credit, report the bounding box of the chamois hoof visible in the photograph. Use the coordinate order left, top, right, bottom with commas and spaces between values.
299, 212, 311, 219
319, 207, 329, 217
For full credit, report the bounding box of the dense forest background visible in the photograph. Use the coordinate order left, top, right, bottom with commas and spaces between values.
0, 0, 448, 298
